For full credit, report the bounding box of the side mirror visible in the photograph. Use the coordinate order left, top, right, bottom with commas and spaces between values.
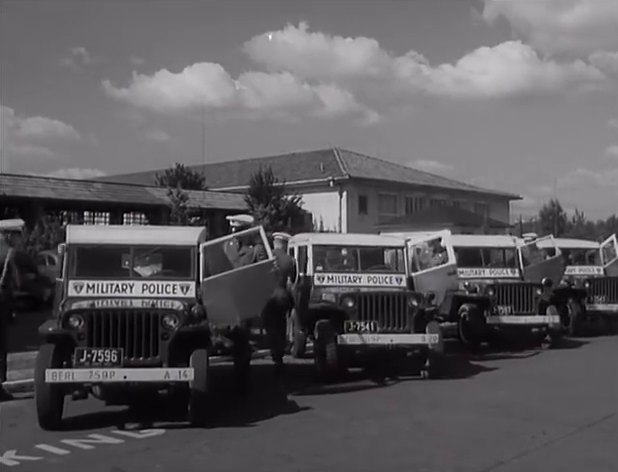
57, 243, 66, 256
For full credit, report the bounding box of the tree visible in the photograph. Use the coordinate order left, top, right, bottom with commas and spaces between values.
538, 199, 568, 237
155, 163, 206, 190
21, 215, 66, 257
244, 166, 303, 234
167, 187, 190, 226
155, 163, 207, 226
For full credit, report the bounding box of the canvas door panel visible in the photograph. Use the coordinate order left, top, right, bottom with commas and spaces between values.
407, 231, 459, 307
201, 258, 277, 326
601, 234, 618, 276
520, 237, 565, 283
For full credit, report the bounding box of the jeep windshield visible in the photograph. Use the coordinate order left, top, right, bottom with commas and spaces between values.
559, 248, 601, 266
68, 245, 195, 279
454, 247, 519, 269
313, 245, 405, 273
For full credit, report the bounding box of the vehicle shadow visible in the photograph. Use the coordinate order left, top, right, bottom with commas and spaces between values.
57, 363, 311, 432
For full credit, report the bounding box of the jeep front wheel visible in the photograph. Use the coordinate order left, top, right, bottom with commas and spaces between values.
35, 343, 66, 431
188, 349, 211, 427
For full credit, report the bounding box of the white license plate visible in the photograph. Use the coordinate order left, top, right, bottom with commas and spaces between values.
344, 320, 378, 333
45, 368, 194, 384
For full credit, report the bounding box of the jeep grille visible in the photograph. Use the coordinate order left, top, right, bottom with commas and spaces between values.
356, 293, 410, 332
494, 283, 538, 315
587, 277, 618, 303
83, 310, 161, 362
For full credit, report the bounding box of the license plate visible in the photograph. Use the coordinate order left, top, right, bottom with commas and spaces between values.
495, 305, 514, 316
344, 320, 379, 333
74, 348, 123, 367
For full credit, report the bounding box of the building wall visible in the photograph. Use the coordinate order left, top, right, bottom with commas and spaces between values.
343, 180, 511, 234
296, 185, 348, 232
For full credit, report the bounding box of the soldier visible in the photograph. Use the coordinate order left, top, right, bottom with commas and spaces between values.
0, 218, 24, 401
222, 214, 268, 393
262, 232, 296, 375
224, 214, 268, 267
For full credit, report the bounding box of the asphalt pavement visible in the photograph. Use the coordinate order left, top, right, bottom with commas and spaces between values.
1, 335, 617, 472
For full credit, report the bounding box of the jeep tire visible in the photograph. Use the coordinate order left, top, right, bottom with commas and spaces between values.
35, 343, 65, 431
314, 320, 340, 382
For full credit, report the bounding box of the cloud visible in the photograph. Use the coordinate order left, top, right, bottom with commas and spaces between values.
6, 144, 56, 159
60, 46, 99, 71
144, 129, 171, 142
102, 63, 378, 124
243, 23, 609, 101
46, 167, 107, 180
14, 115, 80, 141
408, 159, 454, 174
482, 0, 618, 57
604, 145, 618, 160
1, 105, 82, 164
129, 56, 146, 66
609, 119, 618, 129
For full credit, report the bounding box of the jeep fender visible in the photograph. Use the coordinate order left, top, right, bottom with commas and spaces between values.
38, 320, 75, 345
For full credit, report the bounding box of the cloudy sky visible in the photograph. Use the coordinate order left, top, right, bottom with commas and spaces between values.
1, 0, 617, 220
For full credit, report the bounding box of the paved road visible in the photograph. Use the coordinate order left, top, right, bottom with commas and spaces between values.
1, 337, 617, 472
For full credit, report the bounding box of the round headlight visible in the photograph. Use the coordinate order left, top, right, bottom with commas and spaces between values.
487, 287, 495, 297
67, 314, 84, 330
584, 281, 591, 289
541, 277, 553, 288
162, 314, 180, 330
190, 304, 206, 320
342, 297, 355, 308
463, 281, 471, 290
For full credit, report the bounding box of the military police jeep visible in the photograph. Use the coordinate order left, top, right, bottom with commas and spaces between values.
287, 233, 443, 382
450, 234, 565, 347
35, 225, 212, 431
537, 235, 618, 334
382, 230, 489, 350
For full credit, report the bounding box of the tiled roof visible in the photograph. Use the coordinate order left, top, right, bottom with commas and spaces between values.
376, 206, 512, 229
0, 173, 246, 210
97, 147, 520, 200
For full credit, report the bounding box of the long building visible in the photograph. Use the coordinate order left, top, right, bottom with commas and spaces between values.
98, 147, 521, 234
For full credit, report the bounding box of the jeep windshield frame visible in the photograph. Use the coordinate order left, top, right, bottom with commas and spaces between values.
453, 246, 520, 270
66, 244, 196, 280
312, 244, 405, 274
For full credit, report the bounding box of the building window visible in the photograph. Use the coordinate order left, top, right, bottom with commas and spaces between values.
358, 195, 368, 215
123, 212, 149, 225
378, 194, 398, 217
452, 201, 462, 208
83, 211, 110, 225
405, 196, 426, 215
430, 198, 448, 208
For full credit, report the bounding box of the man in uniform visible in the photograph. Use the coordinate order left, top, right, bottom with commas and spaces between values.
222, 214, 268, 393
262, 232, 296, 375
224, 214, 268, 267
0, 218, 24, 401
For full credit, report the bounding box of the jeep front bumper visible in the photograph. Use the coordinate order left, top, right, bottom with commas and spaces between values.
585, 303, 618, 313
486, 315, 561, 326
336, 333, 440, 347
44, 367, 194, 384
